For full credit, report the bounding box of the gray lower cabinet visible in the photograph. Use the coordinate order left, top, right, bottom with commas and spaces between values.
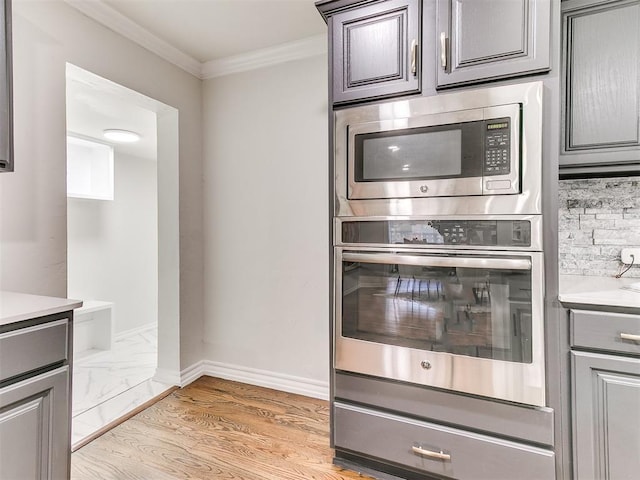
328, 0, 421, 104
570, 309, 640, 480
0, 367, 70, 480
0, 315, 72, 480
560, 0, 640, 176
334, 402, 555, 480
435, 0, 551, 88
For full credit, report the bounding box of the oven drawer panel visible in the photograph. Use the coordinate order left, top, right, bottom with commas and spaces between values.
334, 403, 555, 480
0, 319, 69, 383
335, 372, 554, 447
571, 309, 640, 355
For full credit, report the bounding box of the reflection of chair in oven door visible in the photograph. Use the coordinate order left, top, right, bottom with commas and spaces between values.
472, 280, 491, 305
395, 265, 443, 300
390, 266, 407, 298
415, 268, 443, 300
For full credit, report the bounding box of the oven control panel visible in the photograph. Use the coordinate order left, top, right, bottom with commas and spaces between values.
439, 223, 467, 244
341, 219, 531, 248
427, 220, 529, 246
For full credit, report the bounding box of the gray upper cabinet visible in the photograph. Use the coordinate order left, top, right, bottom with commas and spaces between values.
0, 0, 11, 173
328, 0, 421, 104
560, 0, 640, 176
436, 0, 551, 88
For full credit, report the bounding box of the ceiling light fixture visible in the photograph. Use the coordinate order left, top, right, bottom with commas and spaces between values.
103, 129, 141, 143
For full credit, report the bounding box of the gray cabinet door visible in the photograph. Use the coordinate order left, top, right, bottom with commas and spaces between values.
331, 0, 420, 104
560, 0, 640, 175
572, 351, 640, 480
0, 367, 70, 480
436, 0, 551, 88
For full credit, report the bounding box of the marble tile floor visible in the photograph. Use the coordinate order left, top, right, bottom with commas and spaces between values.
72, 327, 172, 449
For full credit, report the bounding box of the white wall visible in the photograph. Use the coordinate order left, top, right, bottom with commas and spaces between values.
202, 55, 330, 388
0, 0, 203, 371
68, 152, 158, 335
0, 0, 330, 387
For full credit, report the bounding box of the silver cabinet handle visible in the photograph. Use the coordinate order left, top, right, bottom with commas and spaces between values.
341, 252, 532, 271
412, 445, 451, 461
620, 333, 640, 342
440, 32, 448, 70
411, 39, 418, 76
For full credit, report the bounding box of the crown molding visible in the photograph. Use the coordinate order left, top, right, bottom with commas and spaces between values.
64, 1, 327, 80
201, 34, 327, 80
64, 0, 203, 78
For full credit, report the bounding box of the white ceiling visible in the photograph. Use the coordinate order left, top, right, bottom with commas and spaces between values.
65, 0, 328, 78
101, 0, 327, 63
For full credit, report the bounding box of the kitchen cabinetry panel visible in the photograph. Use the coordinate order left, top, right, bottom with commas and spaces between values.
0, 0, 11, 173
560, 0, 640, 175
0, 319, 68, 382
570, 309, 640, 356
436, 0, 551, 88
0, 303, 76, 480
335, 372, 555, 447
0, 367, 70, 480
334, 402, 555, 480
330, 0, 420, 104
572, 351, 640, 480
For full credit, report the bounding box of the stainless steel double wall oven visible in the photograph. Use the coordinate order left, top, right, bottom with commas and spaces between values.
333, 82, 546, 406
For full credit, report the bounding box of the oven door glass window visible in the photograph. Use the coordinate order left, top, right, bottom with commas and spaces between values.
341, 254, 533, 363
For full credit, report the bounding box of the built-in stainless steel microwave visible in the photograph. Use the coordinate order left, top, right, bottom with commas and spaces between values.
349, 104, 520, 199
334, 82, 543, 217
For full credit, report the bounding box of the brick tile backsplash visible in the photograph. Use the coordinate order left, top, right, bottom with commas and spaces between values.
558, 177, 640, 278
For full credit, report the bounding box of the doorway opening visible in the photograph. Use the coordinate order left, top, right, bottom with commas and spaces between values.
65, 64, 180, 449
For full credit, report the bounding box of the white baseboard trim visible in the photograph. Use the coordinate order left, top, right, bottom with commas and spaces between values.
179, 361, 205, 388
180, 360, 329, 400
115, 322, 157, 342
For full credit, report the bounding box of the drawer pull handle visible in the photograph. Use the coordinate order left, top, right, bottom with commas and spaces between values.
412, 445, 451, 461
439, 32, 448, 70
620, 333, 640, 342
410, 39, 418, 76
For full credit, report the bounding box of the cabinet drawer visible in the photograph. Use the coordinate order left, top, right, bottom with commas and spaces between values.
571, 309, 640, 355
334, 403, 555, 480
0, 319, 69, 383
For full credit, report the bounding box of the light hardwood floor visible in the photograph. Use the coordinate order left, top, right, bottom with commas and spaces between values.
71, 376, 373, 479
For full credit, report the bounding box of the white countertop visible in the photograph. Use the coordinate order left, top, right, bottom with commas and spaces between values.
0, 291, 83, 327
559, 275, 640, 310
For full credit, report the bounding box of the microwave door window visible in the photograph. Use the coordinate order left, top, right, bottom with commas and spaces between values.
341, 260, 533, 363
358, 129, 462, 181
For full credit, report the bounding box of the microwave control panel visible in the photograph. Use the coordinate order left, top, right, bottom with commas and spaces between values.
484, 118, 511, 175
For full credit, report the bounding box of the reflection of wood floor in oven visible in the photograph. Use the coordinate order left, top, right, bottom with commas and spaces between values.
342, 278, 495, 355
347, 289, 445, 341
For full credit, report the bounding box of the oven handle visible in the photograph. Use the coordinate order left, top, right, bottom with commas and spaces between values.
341, 252, 532, 271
